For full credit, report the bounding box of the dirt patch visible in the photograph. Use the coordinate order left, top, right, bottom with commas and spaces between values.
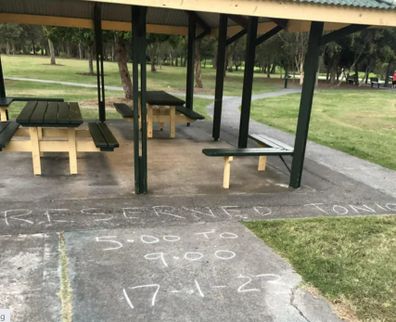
76, 72, 107, 77
41, 63, 65, 66
79, 96, 131, 109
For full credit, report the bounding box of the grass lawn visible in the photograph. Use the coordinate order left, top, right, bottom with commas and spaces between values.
2, 55, 281, 96
251, 89, 396, 170
5, 80, 212, 120
245, 216, 396, 321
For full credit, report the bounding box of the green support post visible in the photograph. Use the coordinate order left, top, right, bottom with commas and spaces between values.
290, 21, 324, 188
238, 16, 258, 148
131, 6, 148, 194
0, 55, 5, 99
93, 4, 106, 122
185, 13, 196, 111
212, 14, 227, 141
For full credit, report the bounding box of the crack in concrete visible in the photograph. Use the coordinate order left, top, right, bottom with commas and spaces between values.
58, 232, 73, 322
290, 285, 310, 322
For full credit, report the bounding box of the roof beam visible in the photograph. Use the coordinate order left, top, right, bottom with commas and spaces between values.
226, 29, 246, 46
269, 18, 288, 29
228, 15, 248, 29
186, 11, 211, 39
0, 13, 188, 35
321, 24, 369, 45
255, 25, 283, 46
86, 0, 396, 28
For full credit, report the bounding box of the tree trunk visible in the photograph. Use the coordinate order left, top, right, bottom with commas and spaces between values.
384, 61, 392, 87
78, 42, 83, 59
194, 39, 203, 88
151, 60, 157, 72
364, 67, 370, 84
299, 61, 304, 85
115, 37, 132, 99
48, 38, 56, 65
32, 40, 36, 55
87, 46, 94, 75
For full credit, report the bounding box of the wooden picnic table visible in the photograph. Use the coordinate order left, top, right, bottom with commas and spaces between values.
145, 91, 185, 138
1, 101, 119, 176
15, 101, 83, 175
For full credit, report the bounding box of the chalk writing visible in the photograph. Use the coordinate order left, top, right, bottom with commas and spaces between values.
121, 273, 281, 310
1, 202, 395, 230
95, 236, 123, 251
123, 284, 161, 309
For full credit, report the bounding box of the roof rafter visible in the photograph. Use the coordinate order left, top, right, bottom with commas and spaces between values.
321, 24, 369, 45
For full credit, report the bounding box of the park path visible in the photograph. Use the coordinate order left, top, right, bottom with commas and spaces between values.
206, 89, 396, 199
7, 76, 396, 197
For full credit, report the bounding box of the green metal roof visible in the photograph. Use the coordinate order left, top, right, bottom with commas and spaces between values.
297, 0, 396, 9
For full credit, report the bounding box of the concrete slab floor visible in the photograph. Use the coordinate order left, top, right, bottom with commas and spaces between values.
0, 119, 395, 321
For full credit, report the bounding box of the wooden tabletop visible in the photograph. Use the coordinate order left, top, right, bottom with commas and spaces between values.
146, 91, 185, 106
17, 101, 83, 127
0, 97, 14, 107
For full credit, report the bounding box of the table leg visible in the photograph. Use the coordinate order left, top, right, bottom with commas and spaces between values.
38, 127, 44, 157
29, 127, 42, 175
258, 156, 267, 171
223, 156, 233, 189
170, 106, 176, 138
147, 104, 153, 138
0, 108, 8, 121
67, 128, 78, 175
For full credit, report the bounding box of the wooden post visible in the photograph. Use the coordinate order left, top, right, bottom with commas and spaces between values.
67, 128, 78, 174
169, 106, 176, 138
0, 108, 7, 121
223, 156, 233, 189
29, 127, 42, 175
258, 156, 267, 171
147, 104, 153, 138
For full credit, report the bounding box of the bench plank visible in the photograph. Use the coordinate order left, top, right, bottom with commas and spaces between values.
43, 102, 60, 125
0, 98, 14, 107
249, 134, 293, 151
202, 148, 294, 157
146, 91, 185, 106
176, 106, 205, 120
114, 103, 134, 118
29, 101, 48, 125
16, 101, 37, 124
68, 102, 83, 125
0, 121, 20, 150
89, 122, 119, 151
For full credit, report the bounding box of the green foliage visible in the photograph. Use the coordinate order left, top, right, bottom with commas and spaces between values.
245, 216, 396, 321
251, 89, 396, 170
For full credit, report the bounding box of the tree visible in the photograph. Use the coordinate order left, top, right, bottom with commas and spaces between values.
0, 24, 23, 54
114, 32, 132, 99
279, 32, 308, 84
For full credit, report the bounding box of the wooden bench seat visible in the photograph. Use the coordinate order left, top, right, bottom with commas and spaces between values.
0, 121, 20, 151
248, 133, 293, 172
88, 122, 119, 151
249, 134, 293, 150
202, 147, 293, 189
176, 106, 205, 120
114, 103, 134, 118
